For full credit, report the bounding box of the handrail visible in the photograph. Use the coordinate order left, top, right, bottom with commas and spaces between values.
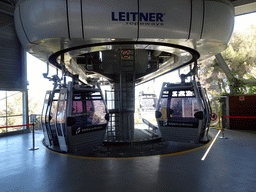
142, 118, 158, 130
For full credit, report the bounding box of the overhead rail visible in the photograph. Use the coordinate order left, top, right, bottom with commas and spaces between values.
48, 41, 200, 83
14, 0, 234, 85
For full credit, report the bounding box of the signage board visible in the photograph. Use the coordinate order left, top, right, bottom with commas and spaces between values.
30, 114, 37, 122
239, 96, 245, 101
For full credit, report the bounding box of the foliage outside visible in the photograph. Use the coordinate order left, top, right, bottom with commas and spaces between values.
199, 25, 256, 97
0, 91, 42, 133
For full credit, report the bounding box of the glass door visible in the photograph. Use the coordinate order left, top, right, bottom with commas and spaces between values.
41, 91, 52, 146
56, 88, 68, 152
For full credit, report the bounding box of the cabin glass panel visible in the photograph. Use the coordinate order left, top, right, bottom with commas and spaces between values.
72, 91, 107, 126
169, 97, 199, 118
158, 98, 168, 120
56, 93, 67, 136
158, 90, 199, 127
50, 92, 59, 125
141, 96, 157, 110
41, 101, 48, 127
48, 92, 59, 140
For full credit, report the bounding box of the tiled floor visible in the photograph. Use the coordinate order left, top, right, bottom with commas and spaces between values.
0, 128, 255, 192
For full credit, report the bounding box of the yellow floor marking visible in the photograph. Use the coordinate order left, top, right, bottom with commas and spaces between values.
46, 132, 215, 160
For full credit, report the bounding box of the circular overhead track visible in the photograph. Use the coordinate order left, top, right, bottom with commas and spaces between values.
48, 41, 200, 74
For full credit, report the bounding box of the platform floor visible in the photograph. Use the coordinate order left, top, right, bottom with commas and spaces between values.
0, 128, 256, 192
75, 128, 205, 158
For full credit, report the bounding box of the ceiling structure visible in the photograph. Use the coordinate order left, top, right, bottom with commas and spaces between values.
231, 0, 256, 15
0, 0, 255, 87
1, 0, 256, 16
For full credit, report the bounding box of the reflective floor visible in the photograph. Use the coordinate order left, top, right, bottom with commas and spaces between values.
0, 128, 256, 192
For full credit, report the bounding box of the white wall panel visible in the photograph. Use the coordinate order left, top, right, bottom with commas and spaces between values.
0, 12, 26, 90
82, 0, 138, 39
139, 0, 191, 39
202, 1, 234, 43
14, 7, 30, 46
189, 0, 204, 39
68, 0, 83, 39
19, 0, 69, 42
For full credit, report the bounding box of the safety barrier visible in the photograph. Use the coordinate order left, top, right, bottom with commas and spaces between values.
215, 116, 228, 139
223, 116, 256, 119
213, 115, 256, 138
0, 124, 33, 129
0, 123, 39, 150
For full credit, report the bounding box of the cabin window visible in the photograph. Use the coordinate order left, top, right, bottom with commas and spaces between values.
72, 91, 107, 126
169, 97, 199, 118
56, 93, 67, 136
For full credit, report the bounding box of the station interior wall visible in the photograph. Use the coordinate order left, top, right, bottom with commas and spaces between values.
229, 95, 256, 130
0, 6, 29, 136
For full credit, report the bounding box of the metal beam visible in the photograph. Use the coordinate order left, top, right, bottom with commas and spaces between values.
231, 0, 256, 7
215, 54, 233, 81
0, 9, 14, 16
216, 53, 256, 95
0, 1, 15, 15
215, 54, 235, 95
234, 2, 256, 15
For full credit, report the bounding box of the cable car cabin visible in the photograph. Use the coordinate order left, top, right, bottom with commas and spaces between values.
155, 79, 210, 143
138, 92, 158, 121
41, 82, 109, 153
41, 89, 60, 148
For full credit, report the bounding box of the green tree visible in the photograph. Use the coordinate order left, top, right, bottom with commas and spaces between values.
0, 92, 23, 133
199, 57, 229, 96
28, 95, 43, 115
199, 24, 256, 97
0, 92, 42, 133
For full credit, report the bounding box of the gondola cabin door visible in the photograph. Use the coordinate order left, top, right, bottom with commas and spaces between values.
55, 88, 68, 152
41, 91, 52, 146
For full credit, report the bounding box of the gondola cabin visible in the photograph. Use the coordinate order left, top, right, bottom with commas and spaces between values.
138, 92, 158, 121
155, 79, 210, 143
41, 82, 109, 153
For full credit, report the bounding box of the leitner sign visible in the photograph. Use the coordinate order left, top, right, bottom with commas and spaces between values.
111, 12, 164, 22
